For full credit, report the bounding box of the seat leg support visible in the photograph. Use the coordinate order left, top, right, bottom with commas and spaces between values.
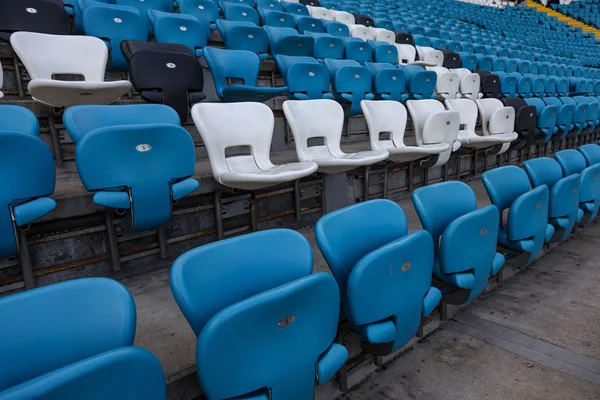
158, 226, 168, 259
214, 192, 224, 240
336, 328, 351, 392
363, 165, 371, 202
18, 229, 35, 290
440, 301, 449, 321
48, 113, 64, 168
105, 211, 121, 272
474, 149, 479, 175
13, 53, 24, 98
408, 161, 414, 192
294, 179, 302, 223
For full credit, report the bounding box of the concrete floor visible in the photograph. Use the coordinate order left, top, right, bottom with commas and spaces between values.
122, 176, 600, 400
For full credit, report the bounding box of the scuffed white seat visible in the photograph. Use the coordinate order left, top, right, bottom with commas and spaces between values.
307, 6, 334, 20
361, 100, 450, 164
284, 99, 388, 173
427, 67, 460, 99
371, 28, 395, 44
475, 98, 518, 155
395, 44, 416, 64
452, 68, 482, 100
0, 61, 3, 99
331, 10, 355, 26
192, 102, 318, 190
10, 32, 130, 108
414, 46, 443, 67
406, 99, 461, 167
445, 99, 518, 155
350, 24, 374, 41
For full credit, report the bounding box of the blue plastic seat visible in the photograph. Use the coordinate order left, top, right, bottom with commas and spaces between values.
523, 158, 582, 242
368, 40, 398, 64
261, 9, 296, 28
315, 200, 441, 355
0, 278, 165, 399
524, 98, 559, 142
296, 15, 325, 34
556, 77, 570, 96
556, 148, 600, 225
324, 20, 350, 37
64, 104, 199, 231
149, 11, 209, 57
482, 166, 554, 266
457, 52, 477, 70
398, 64, 437, 100
517, 59, 531, 74
494, 72, 517, 98
374, 18, 393, 30
205, 47, 287, 102
283, 1, 309, 16
0, 109, 56, 259
544, 76, 557, 97
574, 95, 597, 135
413, 34, 431, 47
222, 2, 259, 24
413, 181, 504, 304
275, 55, 332, 100
170, 229, 347, 400
306, 32, 344, 60
365, 62, 408, 102
82, 3, 147, 71
216, 20, 268, 60
560, 96, 588, 136
265, 26, 314, 57
179, 0, 218, 30
325, 58, 373, 116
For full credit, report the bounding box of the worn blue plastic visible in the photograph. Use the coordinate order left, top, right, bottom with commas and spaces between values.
524, 98, 558, 142
482, 166, 553, 265
0, 106, 40, 137
325, 58, 374, 116
413, 181, 504, 303
296, 16, 325, 34
306, 32, 344, 60
368, 40, 398, 64
366, 62, 408, 102
283, 1, 309, 15
150, 11, 209, 57
315, 200, 441, 353
0, 132, 56, 258
339, 37, 372, 63
76, 124, 198, 231
179, 0, 218, 30
398, 65, 437, 100
216, 20, 269, 60
578, 143, 600, 166
170, 229, 346, 400
265, 26, 314, 57
556, 149, 600, 225
63, 104, 181, 144
275, 55, 332, 100
260, 10, 295, 28
324, 20, 350, 37
0, 278, 136, 392
524, 158, 581, 242
204, 47, 287, 102
82, 3, 147, 71
222, 2, 259, 24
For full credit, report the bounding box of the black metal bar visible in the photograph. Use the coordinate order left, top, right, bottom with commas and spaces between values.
105, 211, 121, 272
18, 229, 35, 289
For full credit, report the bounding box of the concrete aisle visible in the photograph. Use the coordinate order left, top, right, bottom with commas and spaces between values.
339, 222, 600, 400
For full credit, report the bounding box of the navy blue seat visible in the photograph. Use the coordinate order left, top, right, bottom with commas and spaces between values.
324, 58, 374, 116
398, 65, 437, 100
413, 181, 504, 305
170, 229, 347, 400
204, 47, 287, 102
365, 62, 408, 102
482, 166, 554, 266
216, 20, 269, 60
0, 278, 165, 399
275, 55, 333, 100
265, 26, 314, 57
557, 148, 600, 225
315, 200, 441, 355
523, 158, 582, 242
149, 10, 209, 57
63, 104, 199, 232
0, 106, 56, 260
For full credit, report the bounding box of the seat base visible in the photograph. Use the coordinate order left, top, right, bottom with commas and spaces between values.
28, 80, 132, 108
385, 143, 450, 164
218, 162, 318, 190
312, 150, 389, 174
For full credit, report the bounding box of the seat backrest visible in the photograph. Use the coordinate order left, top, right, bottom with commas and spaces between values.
0, 105, 40, 136
445, 99, 477, 134
192, 102, 277, 176
283, 99, 345, 161
555, 149, 588, 175
315, 200, 407, 303
63, 104, 181, 144
395, 43, 416, 64
0, 0, 72, 39
308, 5, 333, 20
441, 49, 461, 69
332, 10, 355, 25
179, 0, 219, 24
350, 24, 372, 40
361, 100, 408, 151
120, 40, 193, 63
129, 49, 204, 121
407, 99, 459, 146
10, 32, 108, 81
222, 2, 259, 24
523, 157, 563, 189
204, 47, 259, 94
153, 12, 210, 55
0, 278, 135, 391
0, 131, 55, 258
482, 165, 531, 213
578, 144, 600, 166
395, 32, 414, 45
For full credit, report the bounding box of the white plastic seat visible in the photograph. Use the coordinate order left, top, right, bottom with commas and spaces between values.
371, 28, 395, 44
331, 10, 355, 26
10, 32, 130, 108
191, 102, 318, 190
350, 24, 374, 41
406, 100, 461, 167
283, 100, 388, 173
445, 99, 518, 155
0, 61, 3, 99
427, 67, 460, 99
361, 100, 450, 164
307, 6, 334, 20
475, 98, 518, 155
415, 46, 443, 67
395, 44, 416, 64
452, 68, 482, 100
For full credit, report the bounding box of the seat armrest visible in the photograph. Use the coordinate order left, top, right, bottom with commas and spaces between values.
317, 343, 348, 385
93, 191, 131, 210
172, 178, 199, 201
12, 197, 57, 226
